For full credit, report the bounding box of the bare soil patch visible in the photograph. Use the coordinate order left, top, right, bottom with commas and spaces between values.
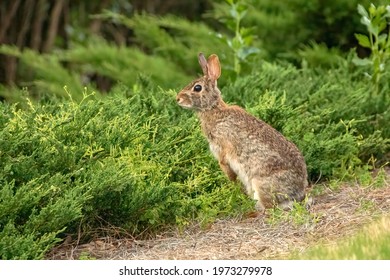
48, 173, 390, 260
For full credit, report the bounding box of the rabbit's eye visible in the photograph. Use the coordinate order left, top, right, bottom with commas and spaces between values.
193, 84, 202, 92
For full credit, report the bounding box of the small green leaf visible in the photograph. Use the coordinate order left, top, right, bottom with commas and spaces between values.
367, 24, 379, 37
352, 57, 373, 66
240, 27, 256, 38
368, 3, 377, 17
229, 7, 238, 20
357, 4, 369, 18
385, 5, 390, 17
231, 37, 242, 50
377, 33, 388, 47
360, 16, 371, 27
237, 46, 260, 60
377, 21, 388, 33
355, 33, 371, 48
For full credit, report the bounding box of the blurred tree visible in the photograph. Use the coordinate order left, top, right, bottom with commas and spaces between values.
0, 0, 211, 89
131, 0, 210, 19
1, 0, 65, 85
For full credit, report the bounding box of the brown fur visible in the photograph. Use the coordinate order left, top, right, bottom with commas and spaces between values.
176, 53, 308, 210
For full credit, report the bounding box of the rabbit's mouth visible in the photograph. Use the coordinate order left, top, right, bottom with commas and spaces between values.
176, 97, 193, 109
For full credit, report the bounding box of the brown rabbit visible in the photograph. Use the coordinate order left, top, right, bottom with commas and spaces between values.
176, 53, 308, 210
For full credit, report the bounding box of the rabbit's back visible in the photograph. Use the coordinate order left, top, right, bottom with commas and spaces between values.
199, 106, 304, 168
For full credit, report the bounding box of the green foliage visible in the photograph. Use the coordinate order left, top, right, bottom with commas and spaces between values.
0, 85, 253, 259
210, 0, 260, 77
297, 42, 344, 69
0, 39, 189, 102
97, 11, 231, 80
353, 3, 390, 99
78, 252, 97, 260
0, 11, 232, 101
64, 38, 190, 88
2, 0, 389, 100
233, 0, 388, 62
266, 199, 320, 226
0, 45, 91, 102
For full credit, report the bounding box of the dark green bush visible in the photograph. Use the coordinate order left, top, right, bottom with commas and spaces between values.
0, 84, 255, 259
0, 11, 231, 101
226, 0, 389, 62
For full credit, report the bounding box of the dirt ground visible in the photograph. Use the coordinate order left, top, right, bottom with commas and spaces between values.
48, 170, 390, 260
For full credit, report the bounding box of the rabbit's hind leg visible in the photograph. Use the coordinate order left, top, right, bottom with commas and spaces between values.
251, 178, 277, 210
218, 159, 237, 181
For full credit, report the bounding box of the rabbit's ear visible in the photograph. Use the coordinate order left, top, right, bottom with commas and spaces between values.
198, 53, 208, 76
207, 54, 221, 81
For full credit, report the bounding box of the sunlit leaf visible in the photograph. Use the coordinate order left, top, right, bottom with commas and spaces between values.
355, 34, 371, 48
237, 46, 260, 60
357, 4, 369, 18
352, 57, 373, 66
368, 4, 377, 17
378, 34, 388, 47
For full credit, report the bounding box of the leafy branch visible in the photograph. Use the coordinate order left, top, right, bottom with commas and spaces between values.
353, 4, 390, 100
214, 0, 260, 77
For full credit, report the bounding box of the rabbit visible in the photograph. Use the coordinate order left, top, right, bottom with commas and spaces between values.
176, 53, 309, 211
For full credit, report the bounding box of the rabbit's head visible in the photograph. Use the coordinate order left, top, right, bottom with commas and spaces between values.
176, 53, 223, 111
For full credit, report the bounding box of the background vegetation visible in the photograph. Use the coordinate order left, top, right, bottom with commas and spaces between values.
296, 215, 390, 259
0, 0, 389, 259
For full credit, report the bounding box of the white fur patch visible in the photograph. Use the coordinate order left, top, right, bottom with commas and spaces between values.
226, 155, 252, 195
209, 143, 253, 195
209, 143, 221, 160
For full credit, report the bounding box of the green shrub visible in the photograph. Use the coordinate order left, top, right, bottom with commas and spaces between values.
0, 46, 91, 102
97, 11, 231, 73
353, 3, 390, 100
0, 84, 254, 259
222, 0, 389, 62
207, 0, 261, 78
0, 40, 190, 102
